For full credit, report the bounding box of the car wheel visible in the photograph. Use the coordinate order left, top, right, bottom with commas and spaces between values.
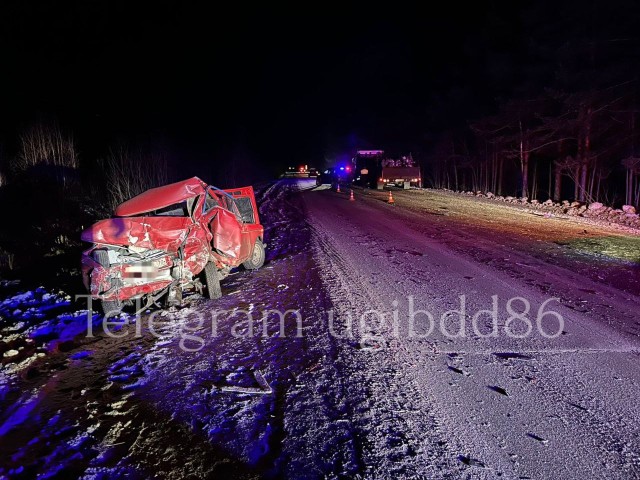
93, 250, 123, 316
204, 262, 222, 299
243, 239, 265, 270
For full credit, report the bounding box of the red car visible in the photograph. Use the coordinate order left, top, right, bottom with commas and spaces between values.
81, 177, 265, 315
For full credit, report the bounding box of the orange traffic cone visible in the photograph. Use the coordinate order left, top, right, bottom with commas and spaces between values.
336, 184, 341, 193
387, 190, 395, 204
349, 190, 355, 201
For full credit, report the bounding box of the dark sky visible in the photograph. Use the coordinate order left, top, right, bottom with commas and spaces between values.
1, 1, 639, 173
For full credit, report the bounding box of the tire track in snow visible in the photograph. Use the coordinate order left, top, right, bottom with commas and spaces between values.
259, 179, 367, 477
308, 220, 465, 478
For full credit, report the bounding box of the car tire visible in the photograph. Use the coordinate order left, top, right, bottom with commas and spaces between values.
93, 250, 123, 316
204, 262, 222, 299
243, 239, 265, 270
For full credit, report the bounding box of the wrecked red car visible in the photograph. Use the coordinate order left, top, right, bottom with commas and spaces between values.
81, 177, 265, 315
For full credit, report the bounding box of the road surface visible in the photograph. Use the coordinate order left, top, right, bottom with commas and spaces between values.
304, 180, 640, 479
1, 178, 639, 479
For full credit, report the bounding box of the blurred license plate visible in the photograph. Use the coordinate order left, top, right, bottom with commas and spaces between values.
124, 261, 158, 279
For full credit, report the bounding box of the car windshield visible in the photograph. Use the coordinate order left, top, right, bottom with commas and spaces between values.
141, 200, 190, 217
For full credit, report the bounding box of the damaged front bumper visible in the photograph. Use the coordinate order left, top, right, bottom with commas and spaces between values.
82, 248, 183, 302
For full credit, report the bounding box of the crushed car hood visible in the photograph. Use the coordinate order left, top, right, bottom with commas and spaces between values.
115, 177, 207, 217
81, 216, 193, 252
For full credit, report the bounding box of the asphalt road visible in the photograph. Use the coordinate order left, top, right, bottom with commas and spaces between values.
302, 179, 640, 478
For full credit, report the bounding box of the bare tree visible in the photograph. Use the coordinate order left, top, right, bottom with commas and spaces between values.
472, 97, 557, 198
102, 143, 169, 211
0, 150, 5, 187
622, 156, 640, 207
14, 120, 78, 186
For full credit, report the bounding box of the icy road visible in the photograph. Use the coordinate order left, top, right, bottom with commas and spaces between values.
1, 178, 640, 479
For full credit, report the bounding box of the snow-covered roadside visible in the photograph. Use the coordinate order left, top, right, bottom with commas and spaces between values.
353, 186, 640, 295
0, 287, 96, 379
0, 181, 314, 478
431, 188, 640, 233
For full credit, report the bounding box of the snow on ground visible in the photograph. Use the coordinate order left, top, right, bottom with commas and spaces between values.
304, 183, 640, 478
0, 179, 639, 478
359, 186, 640, 295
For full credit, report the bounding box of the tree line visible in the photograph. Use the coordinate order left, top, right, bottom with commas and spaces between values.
422, 3, 640, 209
425, 84, 640, 208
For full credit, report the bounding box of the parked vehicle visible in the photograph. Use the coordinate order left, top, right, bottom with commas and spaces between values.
353, 149, 385, 188
81, 177, 265, 315
352, 150, 420, 189
316, 168, 334, 186
283, 165, 315, 178
380, 166, 422, 188
316, 166, 355, 186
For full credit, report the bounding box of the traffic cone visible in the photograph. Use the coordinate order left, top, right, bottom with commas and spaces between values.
336, 184, 341, 193
387, 190, 395, 204
349, 189, 355, 201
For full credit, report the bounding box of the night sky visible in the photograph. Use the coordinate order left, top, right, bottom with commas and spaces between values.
1, 1, 639, 175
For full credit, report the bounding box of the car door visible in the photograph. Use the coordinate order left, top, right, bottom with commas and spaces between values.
224, 187, 261, 261
223, 186, 260, 224
202, 188, 245, 261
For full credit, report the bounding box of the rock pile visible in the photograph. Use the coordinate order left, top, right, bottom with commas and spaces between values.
445, 189, 640, 229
